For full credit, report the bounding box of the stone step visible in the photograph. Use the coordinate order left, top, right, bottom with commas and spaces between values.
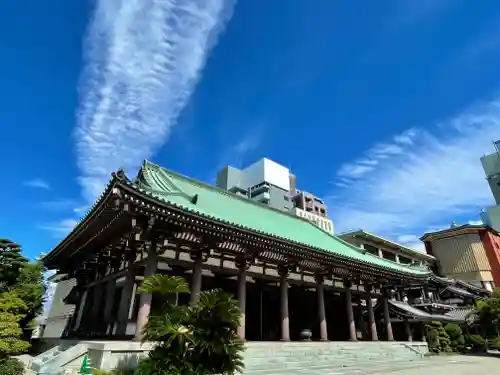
242, 359, 434, 374
244, 356, 421, 371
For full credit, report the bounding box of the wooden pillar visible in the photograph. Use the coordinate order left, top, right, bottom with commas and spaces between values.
344, 279, 357, 341
278, 266, 290, 341
316, 275, 328, 341
103, 279, 116, 334
134, 244, 159, 341
190, 252, 203, 305
73, 288, 88, 331
90, 284, 103, 334
365, 283, 378, 341
116, 273, 136, 336
404, 318, 413, 342
383, 287, 394, 341
236, 258, 247, 341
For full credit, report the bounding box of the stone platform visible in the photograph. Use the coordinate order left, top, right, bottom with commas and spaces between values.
29, 340, 428, 374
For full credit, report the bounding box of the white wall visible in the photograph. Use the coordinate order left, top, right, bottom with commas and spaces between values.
293, 207, 334, 234
242, 158, 290, 191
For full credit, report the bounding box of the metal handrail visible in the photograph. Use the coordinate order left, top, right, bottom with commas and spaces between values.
401, 342, 425, 359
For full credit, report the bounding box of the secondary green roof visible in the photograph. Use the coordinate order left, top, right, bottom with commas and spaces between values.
128, 160, 430, 277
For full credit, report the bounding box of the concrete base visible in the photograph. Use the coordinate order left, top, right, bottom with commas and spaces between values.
86, 341, 156, 371
31, 340, 429, 374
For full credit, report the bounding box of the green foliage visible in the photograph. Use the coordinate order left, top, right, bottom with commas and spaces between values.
0, 239, 28, 292
136, 275, 245, 375
472, 288, 500, 338
92, 369, 137, 375
465, 334, 486, 352
0, 291, 30, 358
425, 321, 451, 353
488, 336, 500, 350
444, 323, 466, 353
0, 239, 46, 335
0, 358, 25, 375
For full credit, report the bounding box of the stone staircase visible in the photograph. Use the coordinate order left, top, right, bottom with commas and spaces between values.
30, 341, 88, 375
28, 340, 429, 374
241, 341, 429, 374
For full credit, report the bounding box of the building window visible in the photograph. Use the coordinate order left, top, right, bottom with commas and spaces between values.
383, 251, 397, 261
399, 256, 412, 264
284, 196, 289, 201
364, 244, 378, 255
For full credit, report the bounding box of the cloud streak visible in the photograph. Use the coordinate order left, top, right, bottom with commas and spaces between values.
24, 179, 50, 190
329, 100, 500, 243
40, 219, 79, 237
76, 0, 236, 202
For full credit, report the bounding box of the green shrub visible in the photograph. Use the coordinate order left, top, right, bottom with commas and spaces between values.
92, 369, 137, 375
444, 323, 466, 353
425, 321, 451, 353
465, 334, 486, 352
135, 275, 245, 375
0, 358, 24, 375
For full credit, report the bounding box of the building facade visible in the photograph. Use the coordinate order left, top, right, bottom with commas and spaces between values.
480, 141, 500, 232
338, 230, 435, 266
41, 160, 463, 346
421, 223, 500, 290
216, 158, 334, 234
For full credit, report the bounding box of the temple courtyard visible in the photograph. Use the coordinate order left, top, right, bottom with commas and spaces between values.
253, 354, 499, 375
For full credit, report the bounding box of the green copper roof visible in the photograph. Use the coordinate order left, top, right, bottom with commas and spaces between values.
130, 160, 430, 277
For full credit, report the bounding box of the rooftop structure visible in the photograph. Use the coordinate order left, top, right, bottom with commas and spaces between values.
338, 229, 435, 266
421, 222, 500, 290
216, 157, 334, 234
480, 140, 500, 205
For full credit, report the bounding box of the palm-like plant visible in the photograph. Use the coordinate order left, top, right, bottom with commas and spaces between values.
136, 275, 245, 375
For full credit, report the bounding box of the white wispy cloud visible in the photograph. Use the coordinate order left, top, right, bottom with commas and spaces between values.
329, 100, 500, 243
40, 219, 79, 237
24, 179, 50, 190
39, 199, 78, 210
75, 0, 236, 202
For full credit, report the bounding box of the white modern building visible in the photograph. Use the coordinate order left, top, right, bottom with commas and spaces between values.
216, 158, 334, 234
480, 141, 500, 232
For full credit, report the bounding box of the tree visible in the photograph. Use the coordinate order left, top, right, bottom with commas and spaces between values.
0, 239, 28, 292
0, 291, 30, 359
136, 275, 245, 375
0, 239, 46, 334
14, 262, 46, 332
471, 287, 500, 338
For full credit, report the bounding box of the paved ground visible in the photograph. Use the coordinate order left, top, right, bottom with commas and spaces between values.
369, 355, 498, 375
245, 354, 500, 375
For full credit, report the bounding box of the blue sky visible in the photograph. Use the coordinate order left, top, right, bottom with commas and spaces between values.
2, 0, 500, 260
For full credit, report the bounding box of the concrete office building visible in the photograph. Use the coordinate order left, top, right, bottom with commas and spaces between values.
216, 158, 294, 210
216, 158, 334, 234
480, 141, 500, 232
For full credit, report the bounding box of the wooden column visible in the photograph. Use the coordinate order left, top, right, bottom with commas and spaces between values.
90, 284, 104, 333
73, 288, 88, 331
365, 283, 378, 341
116, 273, 136, 336
316, 275, 328, 341
103, 279, 117, 334
382, 287, 394, 341
190, 252, 203, 305
134, 243, 159, 341
236, 257, 248, 342
404, 318, 413, 342
344, 279, 357, 341
278, 266, 290, 341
